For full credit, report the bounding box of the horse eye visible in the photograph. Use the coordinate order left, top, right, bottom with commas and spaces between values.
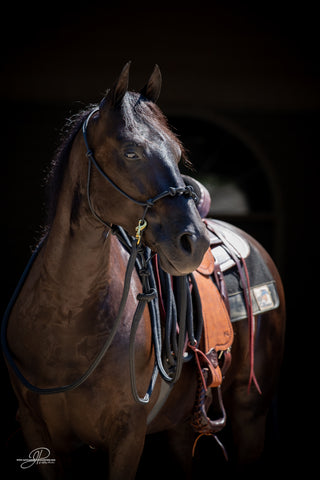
124, 151, 139, 160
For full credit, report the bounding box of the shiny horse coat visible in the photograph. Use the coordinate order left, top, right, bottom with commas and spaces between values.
3, 64, 285, 479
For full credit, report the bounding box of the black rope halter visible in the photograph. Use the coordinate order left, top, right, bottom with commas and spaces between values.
83, 107, 198, 241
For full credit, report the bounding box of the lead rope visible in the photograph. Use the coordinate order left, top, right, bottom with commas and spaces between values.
128, 245, 201, 404
1, 232, 139, 394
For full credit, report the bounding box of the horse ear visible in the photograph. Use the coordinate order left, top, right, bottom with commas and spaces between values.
140, 64, 162, 103
101, 61, 131, 109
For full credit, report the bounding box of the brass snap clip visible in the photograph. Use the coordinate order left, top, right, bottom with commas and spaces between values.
135, 219, 148, 245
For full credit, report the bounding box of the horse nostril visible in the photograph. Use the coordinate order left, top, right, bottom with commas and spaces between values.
179, 233, 195, 255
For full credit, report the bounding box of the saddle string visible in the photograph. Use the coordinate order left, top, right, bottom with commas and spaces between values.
206, 223, 261, 394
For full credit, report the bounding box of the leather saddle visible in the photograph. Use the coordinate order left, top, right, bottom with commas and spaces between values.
183, 174, 249, 270
184, 176, 279, 387
183, 175, 279, 321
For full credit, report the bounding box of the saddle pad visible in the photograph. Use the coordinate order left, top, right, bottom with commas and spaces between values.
204, 219, 280, 322
228, 281, 279, 322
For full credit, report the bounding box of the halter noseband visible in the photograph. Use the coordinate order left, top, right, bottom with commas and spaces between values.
82, 107, 198, 243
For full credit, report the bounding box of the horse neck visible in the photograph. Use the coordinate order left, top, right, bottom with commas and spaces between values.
42, 135, 112, 300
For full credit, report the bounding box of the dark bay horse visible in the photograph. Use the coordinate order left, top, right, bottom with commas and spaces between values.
2, 63, 285, 479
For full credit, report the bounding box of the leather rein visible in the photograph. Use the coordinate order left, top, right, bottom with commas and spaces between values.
1, 108, 202, 402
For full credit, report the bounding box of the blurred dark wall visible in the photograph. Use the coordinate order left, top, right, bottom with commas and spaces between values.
1, 0, 317, 474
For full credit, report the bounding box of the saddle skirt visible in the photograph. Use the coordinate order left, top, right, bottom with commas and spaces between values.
193, 218, 250, 366
193, 265, 233, 388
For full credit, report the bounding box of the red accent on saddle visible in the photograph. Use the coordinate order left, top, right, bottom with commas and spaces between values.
241, 257, 262, 394
204, 221, 262, 395
152, 255, 166, 323
188, 342, 222, 390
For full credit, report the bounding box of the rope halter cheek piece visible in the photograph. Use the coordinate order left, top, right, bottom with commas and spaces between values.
82, 107, 198, 243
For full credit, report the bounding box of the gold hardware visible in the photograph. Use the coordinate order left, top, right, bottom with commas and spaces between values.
135, 219, 148, 245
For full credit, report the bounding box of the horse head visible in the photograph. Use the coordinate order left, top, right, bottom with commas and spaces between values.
83, 62, 209, 275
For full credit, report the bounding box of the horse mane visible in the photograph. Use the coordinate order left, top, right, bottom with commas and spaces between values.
45, 104, 96, 227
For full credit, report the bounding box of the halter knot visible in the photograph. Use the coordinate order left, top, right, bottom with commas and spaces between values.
168, 185, 198, 203
169, 186, 180, 196
139, 268, 150, 277
86, 150, 94, 159
137, 288, 157, 302
185, 185, 198, 202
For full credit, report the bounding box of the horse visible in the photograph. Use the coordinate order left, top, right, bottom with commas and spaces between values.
2, 63, 285, 479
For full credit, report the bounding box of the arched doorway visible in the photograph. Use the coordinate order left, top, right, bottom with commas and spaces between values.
169, 116, 279, 259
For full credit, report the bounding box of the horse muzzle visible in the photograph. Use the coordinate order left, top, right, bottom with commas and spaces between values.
153, 222, 210, 276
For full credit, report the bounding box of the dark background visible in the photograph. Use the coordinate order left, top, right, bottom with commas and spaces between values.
1, 1, 317, 476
